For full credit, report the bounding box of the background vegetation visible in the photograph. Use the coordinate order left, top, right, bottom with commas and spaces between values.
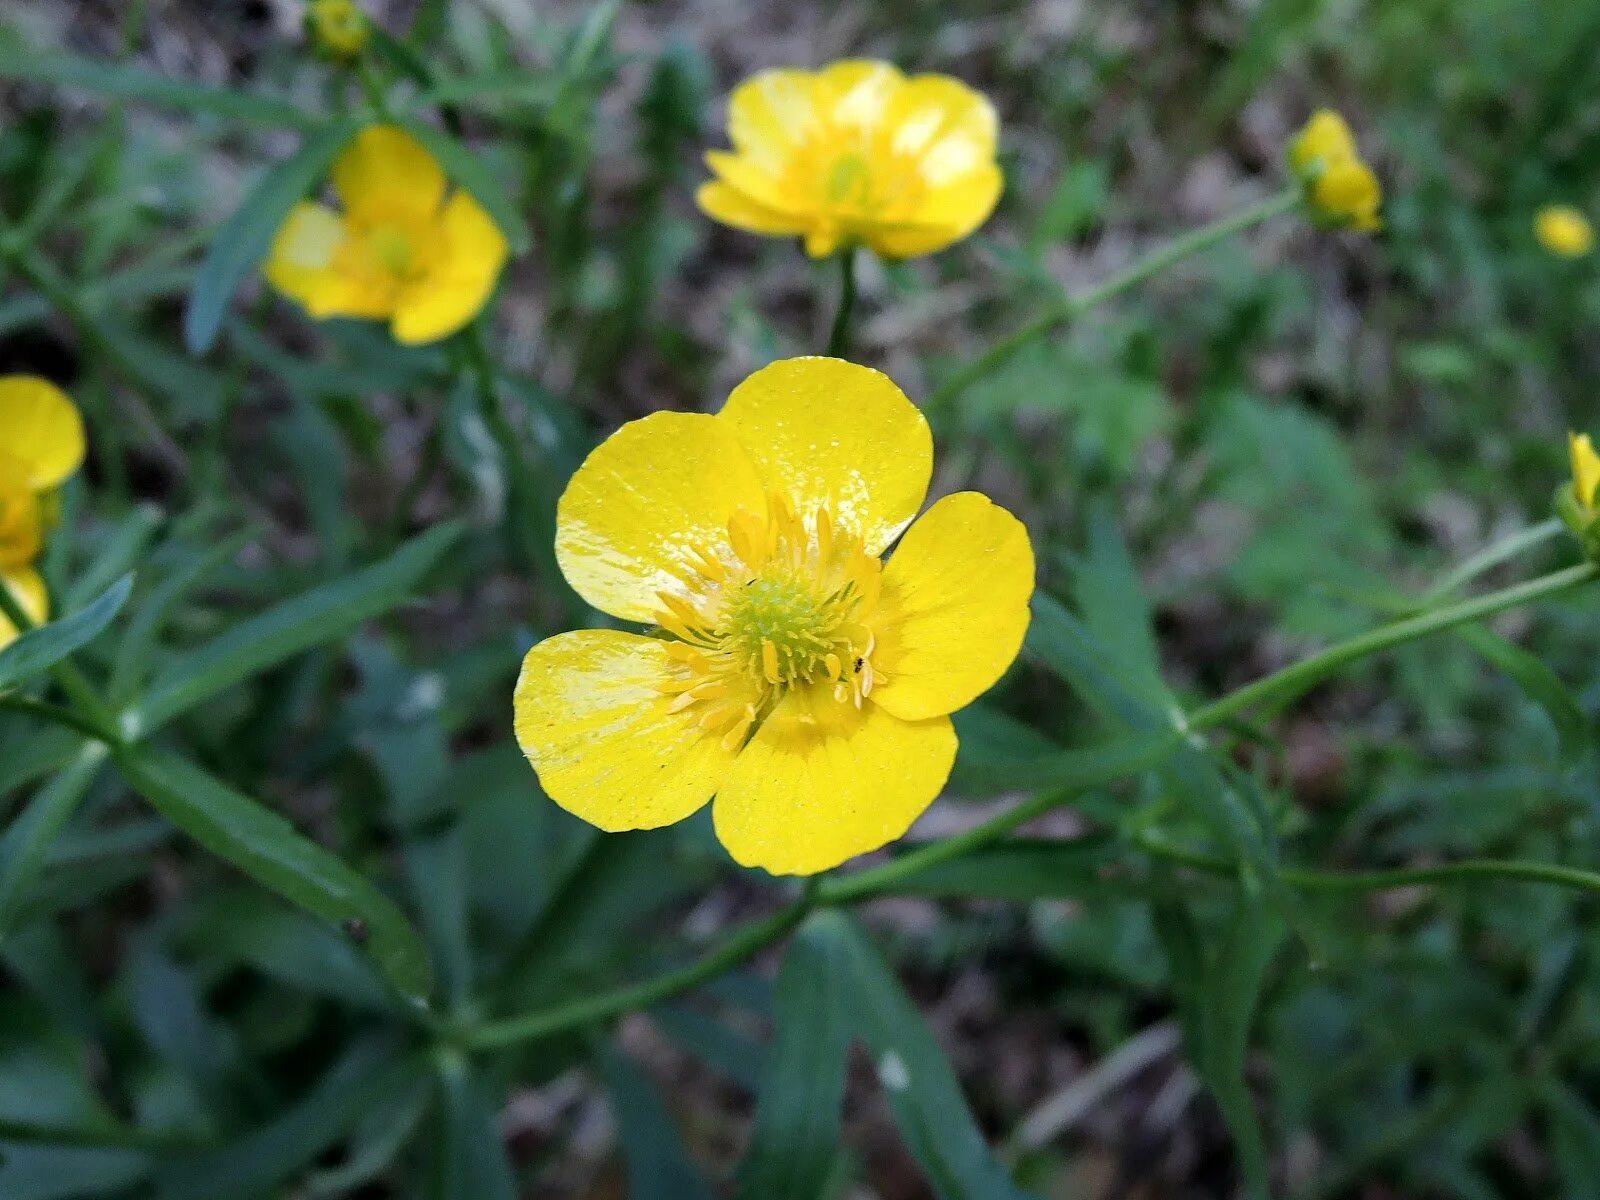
1, 0, 1599, 1196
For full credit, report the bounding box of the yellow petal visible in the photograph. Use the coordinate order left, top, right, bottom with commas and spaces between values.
0, 564, 48, 649
514, 630, 736, 831
872, 492, 1035, 721
1290, 109, 1357, 174
391, 191, 509, 345
727, 68, 818, 172
1571, 432, 1600, 508
704, 150, 803, 216
712, 684, 956, 875
695, 180, 810, 237
812, 59, 903, 131
555, 412, 769, 623
332, 125, 446, 225
264, 202, 390, 319
1314, 158, 1382, 229
865, 166, 1003, 258
0, 376, 85, 490
886, 74, 998, 164
718, 358, 932, 556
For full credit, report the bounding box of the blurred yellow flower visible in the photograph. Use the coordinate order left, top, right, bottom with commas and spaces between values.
514, 357, 1035, 875
1571, 432, 1600, 512
306, 0, 369, 58
1289, 109, 1381, 232
1536, 206, 1594, 258
0, 376, 84, 647
696, 61, 1002, 260
265, 126, 509, 345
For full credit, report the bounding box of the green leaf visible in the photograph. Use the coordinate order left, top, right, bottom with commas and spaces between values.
134, 523, 462, 734
397, 120, 532, 254
0, 51, 319, 129
1065, 501, 1175, 713
433, 1057, 517, 1200
114, 749, 432, 1005
109, 530, 253, 703
64, 508, 160, 612
303, 1073, 429, 1197
596, 1043, 715, 1200
1152, 895, 1284, 1200
814, 913, 1037, 1200
184, 117, 366, 354
0, 575, 133, 694
1456, 623, 1589, 767
155, 1037, 417, 1200
734, 919, 852, 1200
0, 748, 108, 942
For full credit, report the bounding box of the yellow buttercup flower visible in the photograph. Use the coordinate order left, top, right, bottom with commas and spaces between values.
0, 376, 85, 648
1536, 206, 1594, 258
696, 61, 1003, 260
265, 126, 510, 346
1289, 109, 1381, 232
513, 357, 1035, 875
306, 0, 369, 58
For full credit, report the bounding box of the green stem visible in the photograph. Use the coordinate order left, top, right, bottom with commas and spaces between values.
1188, 562, 1598, 731
1140, 833, 1600, 896
466, 901, 812, 1050
924, 187, 1302, 414
0, 1116, 212, 1153
825, 247, 856, 358
1420, 517, 1565, 604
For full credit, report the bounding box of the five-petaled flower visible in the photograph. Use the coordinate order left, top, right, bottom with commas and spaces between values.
513, 357, 1035, 875
1536, 206, 1594, 258
696, 60, 1003, 260
0, 377, 84, 648
265, 125, 509, 346
306, 0, 369, 59
1289, 109, 1381, 232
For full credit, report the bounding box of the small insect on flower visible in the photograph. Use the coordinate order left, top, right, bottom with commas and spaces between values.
265, 125, 510, 346
1536, 206, 1594, 258
514, 358, 1036, 875
0, 377, 85, 648
1289, 109, 1382, 233
696, 60, 1003, 260
306, 0, 370, 59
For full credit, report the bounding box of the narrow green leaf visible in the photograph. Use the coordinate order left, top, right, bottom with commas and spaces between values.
434, 1057, 517, 1200
109, 530, 252, 702
596, 1043, 715, 1200
1065, 501, 1174, 712
734, 918, 853, 1200
0, 748, 108, 940
816, 913, 1037, 1200
114, 749, 432, 1004
156, 1037, 416, 1200
397, 120, 532, 253
184, 117, 365, 353
1456, 623, 1589, 767
64, 508, 160, 611
0, 52, 319, 129
135, 522, 461, 733
0, 575, 133, 694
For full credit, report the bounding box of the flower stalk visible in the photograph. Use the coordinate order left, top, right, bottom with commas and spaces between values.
924, 187, 1303, 415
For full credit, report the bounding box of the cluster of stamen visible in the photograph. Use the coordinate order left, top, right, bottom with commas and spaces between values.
653, 496, 885, 750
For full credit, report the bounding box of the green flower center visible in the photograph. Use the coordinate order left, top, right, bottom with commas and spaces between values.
723, 572, 841, 684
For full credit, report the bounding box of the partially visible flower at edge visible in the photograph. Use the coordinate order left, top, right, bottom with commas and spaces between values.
265, 125, 510, 346
696, 60, 1003, 260
0, 376, 85, 648
306, 0, 370, 59
1560, 432, 1600, 560
513, 357, 1036, 876
1536, 205, 1594, 258
1288, 108, 1382, 233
